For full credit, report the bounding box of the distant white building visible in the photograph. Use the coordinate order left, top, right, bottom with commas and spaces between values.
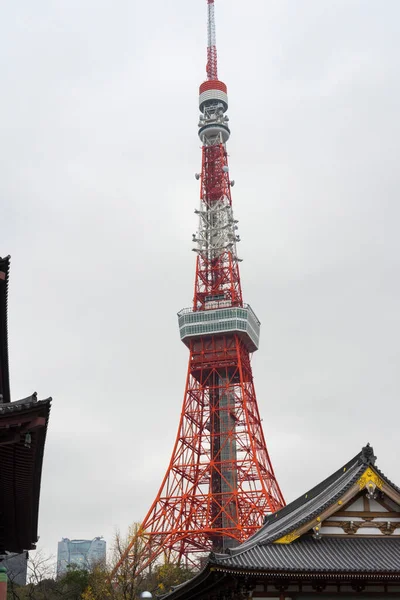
57, 537, 106, 577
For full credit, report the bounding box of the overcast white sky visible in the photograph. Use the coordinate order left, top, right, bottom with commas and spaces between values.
1, 0, 400, 561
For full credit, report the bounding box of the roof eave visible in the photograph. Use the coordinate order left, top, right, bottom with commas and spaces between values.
210, 563, 400, 580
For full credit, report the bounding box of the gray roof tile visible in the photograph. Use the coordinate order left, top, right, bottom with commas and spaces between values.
213, 537, 400, 573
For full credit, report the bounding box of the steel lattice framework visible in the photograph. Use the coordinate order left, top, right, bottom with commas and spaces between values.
112, 0, 285, 577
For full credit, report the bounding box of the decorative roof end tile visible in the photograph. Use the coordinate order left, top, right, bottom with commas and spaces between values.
360, 443, 376, 466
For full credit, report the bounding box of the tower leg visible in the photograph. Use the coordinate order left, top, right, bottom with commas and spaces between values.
112, 336, 284, 576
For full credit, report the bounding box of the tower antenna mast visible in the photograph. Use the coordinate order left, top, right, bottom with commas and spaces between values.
207, 0, 218, 80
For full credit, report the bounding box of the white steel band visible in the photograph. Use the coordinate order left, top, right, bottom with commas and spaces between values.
207, 3, 216, 49
199, 89, 228, 109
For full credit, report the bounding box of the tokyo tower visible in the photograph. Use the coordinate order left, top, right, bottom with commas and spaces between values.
115, 0, 285, 575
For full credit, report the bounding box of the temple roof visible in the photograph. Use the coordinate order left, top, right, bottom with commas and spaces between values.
224, 444, 384, 552
0, 392, 51, 553
209, 443, 400, 574
0, 256, 11, 404
211, 537, 400, 573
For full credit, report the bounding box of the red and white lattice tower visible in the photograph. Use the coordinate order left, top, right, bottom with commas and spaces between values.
114, 0, 285, 575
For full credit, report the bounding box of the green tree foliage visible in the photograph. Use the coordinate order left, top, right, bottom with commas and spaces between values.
59, 566, 90, 600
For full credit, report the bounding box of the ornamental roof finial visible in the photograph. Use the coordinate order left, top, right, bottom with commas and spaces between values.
360, 443, 376, 465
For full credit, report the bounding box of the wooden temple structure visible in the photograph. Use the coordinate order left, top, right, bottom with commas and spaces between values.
0, 256, 51, 554
165, 444, 400, 598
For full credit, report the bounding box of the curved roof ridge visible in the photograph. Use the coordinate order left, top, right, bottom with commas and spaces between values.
229, 448, 370, 555
227, 444, 398, 558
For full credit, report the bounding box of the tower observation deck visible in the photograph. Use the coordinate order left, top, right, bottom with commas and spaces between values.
178, 305, 260, 354
112, 0, 285, 577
